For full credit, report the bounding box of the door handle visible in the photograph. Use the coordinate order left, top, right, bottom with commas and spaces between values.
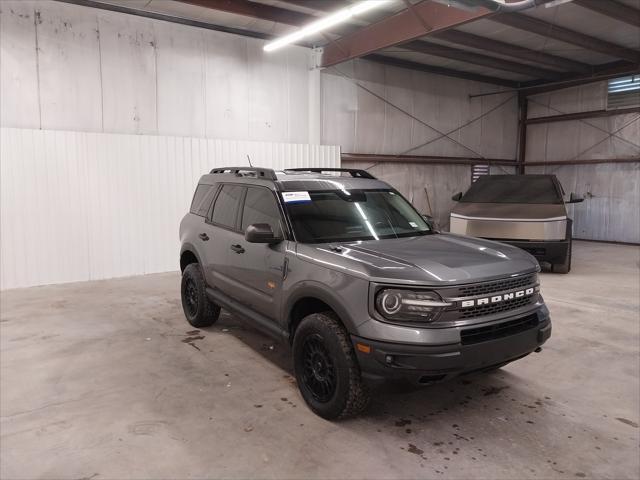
230, 244, 245, 254
199, 233, 209, 241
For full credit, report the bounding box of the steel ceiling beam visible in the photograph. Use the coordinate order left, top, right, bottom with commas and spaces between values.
493, 13, 640, 63
179, 0, 313, 26
364, 54, 519, 87
279, 0, 347, 13
521, 60, 640, 95
573, 0, 640, 28
526, 106, 640, 125
320, 0, 494, 68
403, 40, 560, 79
435, 29, 592, 74
57, 0, 275, 40
524, 158, 639, 166
341, 153, 518, 166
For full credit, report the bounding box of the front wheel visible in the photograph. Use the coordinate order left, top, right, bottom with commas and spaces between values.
293, 312, 370, 420
181, 263, 221, 327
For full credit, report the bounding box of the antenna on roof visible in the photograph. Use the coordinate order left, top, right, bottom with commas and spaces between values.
246, 154, 253, 167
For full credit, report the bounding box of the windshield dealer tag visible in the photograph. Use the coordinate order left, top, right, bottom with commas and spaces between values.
283, 191, 311, 204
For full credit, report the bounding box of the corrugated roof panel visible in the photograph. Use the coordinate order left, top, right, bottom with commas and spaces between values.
376, 49, 534, 82
420, 36, 570, 73
456, 18, 619, 65
525, 1, 640, 50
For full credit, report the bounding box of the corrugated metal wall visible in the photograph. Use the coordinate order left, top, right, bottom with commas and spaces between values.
321, 60, 519, 157
0, 128, 340, 289
525, 82, 640, 243
321, 59, 519, 230
0, 0, 318, 143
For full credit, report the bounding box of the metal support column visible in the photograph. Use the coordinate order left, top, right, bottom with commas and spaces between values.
517, 92, 528, 174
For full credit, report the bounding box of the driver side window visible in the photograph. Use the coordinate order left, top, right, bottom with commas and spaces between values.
241, 187, 283, 236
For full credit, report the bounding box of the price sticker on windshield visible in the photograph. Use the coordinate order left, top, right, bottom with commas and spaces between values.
282, 191, 312, 204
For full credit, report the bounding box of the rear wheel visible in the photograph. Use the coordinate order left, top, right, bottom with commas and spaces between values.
181, 263, 221, 327
293, 312, 370, 420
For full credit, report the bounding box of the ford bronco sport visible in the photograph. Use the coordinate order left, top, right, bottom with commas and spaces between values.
179, 167, 551, 419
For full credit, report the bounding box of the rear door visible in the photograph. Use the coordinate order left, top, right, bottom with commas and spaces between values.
225, 186, 288, 321
200, 184, 245, 294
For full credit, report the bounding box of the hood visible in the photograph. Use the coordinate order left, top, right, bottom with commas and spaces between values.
296, 233, 538, 286
451, 202, 567, 220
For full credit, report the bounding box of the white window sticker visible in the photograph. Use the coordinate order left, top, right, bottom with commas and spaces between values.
409, 221, 418, 228
282, 191, 312, 204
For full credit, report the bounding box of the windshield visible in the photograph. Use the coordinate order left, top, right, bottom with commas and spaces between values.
283, 189, 432, 243
461, 176, 563, 204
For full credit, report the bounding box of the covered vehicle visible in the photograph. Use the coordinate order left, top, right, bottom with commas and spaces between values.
449, 174, 583, 273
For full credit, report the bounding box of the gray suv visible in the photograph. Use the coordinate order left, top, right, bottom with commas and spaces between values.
179, 167, 551, 419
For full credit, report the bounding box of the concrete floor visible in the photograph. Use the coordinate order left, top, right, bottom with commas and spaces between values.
1, 241, 639, 479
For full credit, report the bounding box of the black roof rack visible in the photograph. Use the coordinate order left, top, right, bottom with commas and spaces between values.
209, 167, 277, 180
284, 168, 376, 179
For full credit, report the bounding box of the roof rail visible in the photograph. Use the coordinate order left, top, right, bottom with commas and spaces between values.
209, 167, 277, 180
285, 168, 376, 179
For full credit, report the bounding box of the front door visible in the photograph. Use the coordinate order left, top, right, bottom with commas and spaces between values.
225, 186, 288, 322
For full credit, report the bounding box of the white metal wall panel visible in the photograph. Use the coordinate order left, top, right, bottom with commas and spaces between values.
0, 128, 339, 290
204, 31, 250, 140
98, 11, 157, 135
0, 1, 40, 129
0, 1, 316, 144
35, 1, 103, 132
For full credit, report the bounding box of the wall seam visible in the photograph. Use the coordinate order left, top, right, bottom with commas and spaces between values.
202, 30, 207, 137
33, 8, 42, 130
96, 16, 105, 132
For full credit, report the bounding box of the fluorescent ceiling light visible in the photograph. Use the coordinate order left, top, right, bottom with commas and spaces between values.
263, 0, 389, 52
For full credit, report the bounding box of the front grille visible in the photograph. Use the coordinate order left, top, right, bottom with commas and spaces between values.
458, 295, 536, 319
460, 314, 539, 345
458, 274, 536, 297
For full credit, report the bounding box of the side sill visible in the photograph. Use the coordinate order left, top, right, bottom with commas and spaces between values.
205, 287, 289, 342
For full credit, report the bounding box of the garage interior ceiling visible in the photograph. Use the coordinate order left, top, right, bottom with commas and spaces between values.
63, 0, 640, 91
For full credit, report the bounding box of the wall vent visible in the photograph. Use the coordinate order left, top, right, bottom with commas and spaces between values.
471, 164, 490, 182
607, 75, 640, 109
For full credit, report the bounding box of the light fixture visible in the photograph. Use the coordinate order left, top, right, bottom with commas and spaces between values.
263, 0, 389, 52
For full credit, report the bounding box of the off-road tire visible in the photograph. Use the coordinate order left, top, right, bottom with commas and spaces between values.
181, 263, 221, 328
552, 238, 572, 274
293, 311, 370, 420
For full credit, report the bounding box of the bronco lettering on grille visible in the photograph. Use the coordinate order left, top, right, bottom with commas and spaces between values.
460, 287, 535, 308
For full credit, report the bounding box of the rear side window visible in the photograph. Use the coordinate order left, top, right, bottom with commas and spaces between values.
241, 187, 282, 235
190, 184, 216, 217
211, 184, 244, 229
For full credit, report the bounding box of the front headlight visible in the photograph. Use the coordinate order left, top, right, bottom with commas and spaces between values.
375, 289, 451, 323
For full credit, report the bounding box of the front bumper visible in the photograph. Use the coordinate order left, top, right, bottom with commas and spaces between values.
352, 309, 551, 384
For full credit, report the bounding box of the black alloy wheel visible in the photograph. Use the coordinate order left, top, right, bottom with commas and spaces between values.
301, 334, 337, 402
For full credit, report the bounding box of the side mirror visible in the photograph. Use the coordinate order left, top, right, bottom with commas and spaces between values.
245, 223, 282, 244
451, 192, 463, 202
568, 192, 584, 204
